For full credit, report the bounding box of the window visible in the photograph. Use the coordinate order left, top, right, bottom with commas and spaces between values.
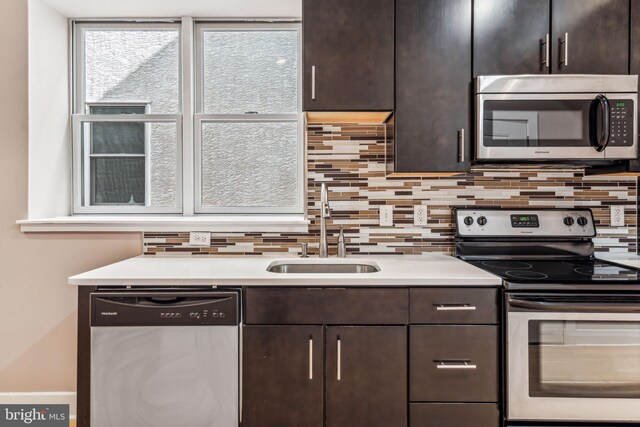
72, 20, 302, 215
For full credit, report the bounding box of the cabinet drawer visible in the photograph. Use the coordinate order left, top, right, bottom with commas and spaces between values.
410, 288, 498, 324
410, 325, 498, 402
245, 288, 408, 325
410, 403, 499, 427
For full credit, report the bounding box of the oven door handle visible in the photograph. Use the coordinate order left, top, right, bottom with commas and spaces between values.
508, 297, 640, 312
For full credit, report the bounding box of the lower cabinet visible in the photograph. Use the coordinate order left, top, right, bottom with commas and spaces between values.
410, 403, 500, 427
242, 325, 407, 427
242, 326, 324, 427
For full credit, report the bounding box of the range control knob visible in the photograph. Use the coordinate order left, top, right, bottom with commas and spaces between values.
563, 217, 574, 226
477, 216, 487, 226
463, 216, 474, 226
577, 216, 588, 227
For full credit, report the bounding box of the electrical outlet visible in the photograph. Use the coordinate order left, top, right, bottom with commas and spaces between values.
379, 205, 393, 226
414, 205, 428, 226
611, 206, 625, 226
189, 231, 211, 246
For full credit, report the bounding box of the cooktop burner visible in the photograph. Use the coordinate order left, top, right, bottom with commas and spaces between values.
467, 259, 640, 285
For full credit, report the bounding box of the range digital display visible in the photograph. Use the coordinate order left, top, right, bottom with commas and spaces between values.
510, 214, 540, 228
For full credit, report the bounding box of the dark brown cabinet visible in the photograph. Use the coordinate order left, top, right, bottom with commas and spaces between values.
326, 326, 407, 427
410, 325, 499, 402
410, 403, 500, 427
628, 0, 640, 171
395, 0, 472, 172
474, 0, 551, 76
552, 0, 629, 75
243, 289, 409, 427
303, 0, 394, 111
242, 325, 324, 427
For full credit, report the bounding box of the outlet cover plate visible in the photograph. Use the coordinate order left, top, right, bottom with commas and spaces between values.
611, 206, 625, 226
189, 231, 211, 246
414, 205, 428, 226
379, 205, 393, 226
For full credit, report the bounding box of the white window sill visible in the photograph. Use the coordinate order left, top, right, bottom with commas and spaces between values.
17, 215, 310, 233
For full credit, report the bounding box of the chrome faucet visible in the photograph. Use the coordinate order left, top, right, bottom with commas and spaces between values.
319, 183, 331, 258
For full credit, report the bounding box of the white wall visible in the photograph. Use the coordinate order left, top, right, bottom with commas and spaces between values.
0, 0, 141, 395
28, 0, 70, 218
42, 0, 302, 19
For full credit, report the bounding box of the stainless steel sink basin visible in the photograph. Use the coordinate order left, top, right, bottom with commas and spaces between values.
266, 261, 380, 274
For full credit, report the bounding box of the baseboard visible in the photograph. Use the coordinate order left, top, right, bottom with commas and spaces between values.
0, 392, 76, 419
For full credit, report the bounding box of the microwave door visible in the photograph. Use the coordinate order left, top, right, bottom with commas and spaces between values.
477, 94, 607, 160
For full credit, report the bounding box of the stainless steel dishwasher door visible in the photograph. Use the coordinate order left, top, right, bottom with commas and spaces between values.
91, 325, 239, 427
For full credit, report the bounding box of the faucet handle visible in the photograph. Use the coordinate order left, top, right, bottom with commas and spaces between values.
300, 242, 309, 258
337, 227, 346, 258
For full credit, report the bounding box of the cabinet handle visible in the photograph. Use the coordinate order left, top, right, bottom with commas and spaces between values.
541, 33, 550, 68
435, 304, 476, 311
308, 337, 313, 380
435, 360, 477, 370
337, 336, 342, 381
458, 128, 465, 162
561, 32, 569, 67
311, 65, 316, 101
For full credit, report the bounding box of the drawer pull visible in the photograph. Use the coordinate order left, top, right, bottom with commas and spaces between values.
436, 360, 477, 370
434, 304, 476, 311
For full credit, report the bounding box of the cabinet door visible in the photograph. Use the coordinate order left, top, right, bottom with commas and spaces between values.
396, 0, 471, 172
552, 0, 629, 74
474, 0, 551, 76
243, 326, 324, 427
303, 0, 394, 111
326, 326, 407, 427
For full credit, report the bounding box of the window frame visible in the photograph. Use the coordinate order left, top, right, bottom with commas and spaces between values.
72, 21, 184, 214
71, 19, 304, 216
193, 22, 304, 214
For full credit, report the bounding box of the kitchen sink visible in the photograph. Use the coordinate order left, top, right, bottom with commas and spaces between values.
266, 260, 381, 274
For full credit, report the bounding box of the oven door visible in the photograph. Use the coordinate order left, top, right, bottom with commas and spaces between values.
477, 93, 637, 161
507, 294, 640, 422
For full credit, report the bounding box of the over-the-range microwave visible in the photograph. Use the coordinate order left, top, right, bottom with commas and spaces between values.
475, 74, 638, 161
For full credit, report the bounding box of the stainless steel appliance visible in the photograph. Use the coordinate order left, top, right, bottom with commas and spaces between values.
90, 290, 239, 427
476, 75, 638, 161
455, 208, 640, 424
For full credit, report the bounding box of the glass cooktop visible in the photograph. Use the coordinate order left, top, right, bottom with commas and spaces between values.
467, 258, 640, 287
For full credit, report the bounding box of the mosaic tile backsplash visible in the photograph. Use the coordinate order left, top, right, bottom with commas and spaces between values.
143, 122, 638, 256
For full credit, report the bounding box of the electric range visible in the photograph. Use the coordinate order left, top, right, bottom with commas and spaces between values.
455, 208, 640, 425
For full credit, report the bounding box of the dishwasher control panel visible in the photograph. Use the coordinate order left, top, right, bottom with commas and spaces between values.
91, 291, 239, 326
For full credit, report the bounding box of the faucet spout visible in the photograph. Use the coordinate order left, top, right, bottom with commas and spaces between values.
319, 183, 331, 258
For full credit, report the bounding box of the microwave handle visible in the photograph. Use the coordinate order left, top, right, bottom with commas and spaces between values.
592, 94, 611, 152
508, 297, 640, 313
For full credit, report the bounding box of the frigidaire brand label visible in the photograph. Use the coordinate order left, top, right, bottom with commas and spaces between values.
0, 405, 68, 426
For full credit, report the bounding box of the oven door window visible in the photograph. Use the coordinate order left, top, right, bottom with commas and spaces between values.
529, 320, 640, 398
483, 100, 596, 147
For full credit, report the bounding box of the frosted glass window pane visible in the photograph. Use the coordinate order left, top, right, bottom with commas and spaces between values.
82, 121, 179, 207
83, 29, 180, 114
202, 31, 298, 114
200, 122, 299, 208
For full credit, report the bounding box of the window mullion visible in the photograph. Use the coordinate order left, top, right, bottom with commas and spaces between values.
181, 16, 195, 216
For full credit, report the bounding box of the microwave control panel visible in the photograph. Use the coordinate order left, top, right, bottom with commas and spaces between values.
609, 100, 634, 146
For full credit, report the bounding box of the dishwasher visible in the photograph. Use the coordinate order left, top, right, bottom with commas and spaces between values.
90, 290, 239, 427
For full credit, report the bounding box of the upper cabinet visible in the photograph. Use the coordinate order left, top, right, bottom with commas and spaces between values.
302, 0, 394, 111
552, 0, 629, 74
395, 0, 472, 172
474, 0, 551, 76
474, 0, 630, 77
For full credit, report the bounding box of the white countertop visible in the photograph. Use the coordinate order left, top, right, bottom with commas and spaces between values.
68, 254, 502, 287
